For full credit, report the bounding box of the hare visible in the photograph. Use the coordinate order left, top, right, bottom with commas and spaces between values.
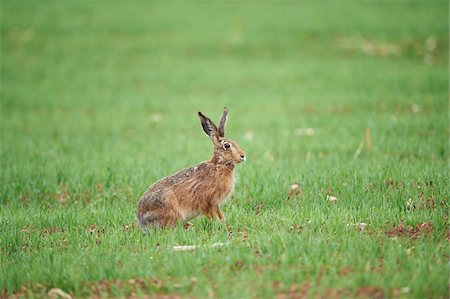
137, 107, 245, 228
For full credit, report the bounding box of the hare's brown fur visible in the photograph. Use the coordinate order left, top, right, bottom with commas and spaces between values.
137, 108, 245, 228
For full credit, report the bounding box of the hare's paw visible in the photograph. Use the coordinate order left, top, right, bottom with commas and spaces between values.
215, 207, 224, 222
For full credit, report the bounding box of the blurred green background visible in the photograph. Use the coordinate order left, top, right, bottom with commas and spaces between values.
2, 2, 448, 188
1, 1, 448, 298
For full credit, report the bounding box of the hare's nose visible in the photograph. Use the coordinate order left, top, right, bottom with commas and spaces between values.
240, 154, 246, 161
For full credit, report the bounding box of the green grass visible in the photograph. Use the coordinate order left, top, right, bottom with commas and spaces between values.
1, 1, 448, 298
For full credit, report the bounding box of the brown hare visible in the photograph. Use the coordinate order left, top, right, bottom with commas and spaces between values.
137, 107, 245, 228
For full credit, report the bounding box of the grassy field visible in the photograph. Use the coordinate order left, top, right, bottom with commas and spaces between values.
1, 1, 449, 298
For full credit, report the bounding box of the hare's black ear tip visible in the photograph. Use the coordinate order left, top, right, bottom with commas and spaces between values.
198, 112, 203, 116
223, 107, 228, 112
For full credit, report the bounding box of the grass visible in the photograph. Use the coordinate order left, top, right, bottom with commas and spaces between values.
1, 1, 449, 298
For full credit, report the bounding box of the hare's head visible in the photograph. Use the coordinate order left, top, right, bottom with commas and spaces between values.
198, 107, 245, 166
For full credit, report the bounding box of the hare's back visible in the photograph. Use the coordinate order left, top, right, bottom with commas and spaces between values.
137, 163, 206, 208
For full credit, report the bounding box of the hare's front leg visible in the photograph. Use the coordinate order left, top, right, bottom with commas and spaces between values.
215, 206, 224, 221
203, 208, 215, 220
203, 205, 223, 222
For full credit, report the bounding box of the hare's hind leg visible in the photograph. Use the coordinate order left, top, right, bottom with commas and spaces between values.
137, 212, 160, 228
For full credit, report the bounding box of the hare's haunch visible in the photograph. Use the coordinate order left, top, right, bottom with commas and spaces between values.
137, 107, 245, 228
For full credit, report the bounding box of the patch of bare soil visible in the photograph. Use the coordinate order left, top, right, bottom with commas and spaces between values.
355, 286, 385, 299
386, 225, 408, 238
339, 266, 352, 277
386, 222, 433, 240
276, 283, 311, 299
86, 277, 184, 299
315, 288, 349, 299
277, 284, 386, 299
2, 285, 33, 299
127, 294, 182, 299
1, 277, 184, 299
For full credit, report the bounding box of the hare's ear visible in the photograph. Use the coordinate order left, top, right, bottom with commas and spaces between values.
218, 107, 228, 137
198, 112, 219, 143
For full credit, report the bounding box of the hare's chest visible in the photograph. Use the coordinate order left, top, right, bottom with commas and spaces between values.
217, 174, 235, 205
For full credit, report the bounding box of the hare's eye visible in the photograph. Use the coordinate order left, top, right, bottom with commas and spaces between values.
223, 142, 231, 150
